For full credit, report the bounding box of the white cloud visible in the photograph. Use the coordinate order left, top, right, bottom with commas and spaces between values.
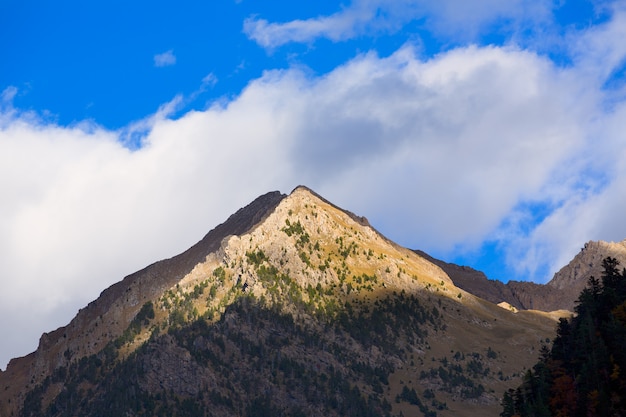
186, 73, 218, 104
0, 87, 293, 368
1, 86, 18, 103
154, 49, 177, 67
568, 2, 626, 88
506, 90, 626, 281
244, 0, 552, 48
1, 86, 19, 123
3, 7, 626, 367
244, 6, 373, 48
201, 72, 218, 87
288, 45, 590, 249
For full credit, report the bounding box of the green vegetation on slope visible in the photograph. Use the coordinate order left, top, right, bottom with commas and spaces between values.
20, 285, 451, 417
15, 196, 544, 417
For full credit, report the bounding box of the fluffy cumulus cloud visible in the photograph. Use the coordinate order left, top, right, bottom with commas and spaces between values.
0, 87, 292, 367
496, 4, 626, 279
506, 87, 626, 280
3, 5, 626, 369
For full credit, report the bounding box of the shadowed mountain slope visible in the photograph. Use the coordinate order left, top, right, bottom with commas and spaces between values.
0, 190, 286, 417
501, 257, 626, 417
414, 251, 562, 312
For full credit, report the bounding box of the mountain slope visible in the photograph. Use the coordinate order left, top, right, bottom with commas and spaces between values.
0, 190, 286, 417
414, 251, 560, 311
1, 186, 558, 417
419, 240, 626, 313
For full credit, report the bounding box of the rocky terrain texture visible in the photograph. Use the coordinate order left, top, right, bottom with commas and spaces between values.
1, 187, 564, 417
419, 240, 626, 313
547, 239, 626, 311
0, 190, 287, 417
414, 251, 560, 311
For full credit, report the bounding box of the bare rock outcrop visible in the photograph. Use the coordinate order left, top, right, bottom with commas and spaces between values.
546, 239, 626, 311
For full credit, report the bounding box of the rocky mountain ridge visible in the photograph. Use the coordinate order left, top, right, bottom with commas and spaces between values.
413, 251, 560, 311
419, 239, 626, 313
0, 186, 584, 417
547, 239, 626, 310
0, 190, 287, 417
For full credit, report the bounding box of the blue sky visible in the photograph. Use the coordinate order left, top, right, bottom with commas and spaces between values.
2, 0, 626, 369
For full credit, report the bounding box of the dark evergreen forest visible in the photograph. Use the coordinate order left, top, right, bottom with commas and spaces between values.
501, 257, 626, 417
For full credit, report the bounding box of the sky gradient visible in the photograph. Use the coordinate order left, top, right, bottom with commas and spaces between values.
2, 0, 626, 369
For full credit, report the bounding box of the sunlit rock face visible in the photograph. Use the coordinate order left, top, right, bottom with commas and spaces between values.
547, 239, 626, 311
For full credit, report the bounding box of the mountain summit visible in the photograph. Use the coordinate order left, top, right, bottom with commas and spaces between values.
1, 186, 559, 417
547, 239, 626, 310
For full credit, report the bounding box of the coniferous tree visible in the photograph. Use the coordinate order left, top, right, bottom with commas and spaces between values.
501, 257, 626, 417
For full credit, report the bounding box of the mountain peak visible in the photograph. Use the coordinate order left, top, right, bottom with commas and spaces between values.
0, 186, 560, 417
290, 185, 372, 227
545, 239, 626, 310
227, 184, 454, 293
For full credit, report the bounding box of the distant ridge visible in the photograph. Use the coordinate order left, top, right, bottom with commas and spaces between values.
418, 239, 626, 313
413, 250, 560, 311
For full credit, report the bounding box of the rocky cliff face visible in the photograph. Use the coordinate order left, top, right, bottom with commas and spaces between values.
546, 239, 626, 311
1, 186, 559, 417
